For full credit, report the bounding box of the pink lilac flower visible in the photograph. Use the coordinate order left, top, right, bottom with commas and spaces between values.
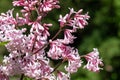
1, 50, 53, 79
0, 9, 16, 25
40, 74, 56, 80
13, 0, 38, 10
71, 9, 90, 29
63, 47, 82, 73
84, 48, 103, 72
58, 8, 90, 29
27, 33, 46, 54
0, 8, 52, 78
48, 40, 82, 73
30, 22, 44, 33
0, 9, 26, 41
47, 40, 66, 60
29, 22, 52, 53
65, 60, 81, 73
57, 71, 70, 80
5, 36, 29, 56
31, 22, 52, 40
0, 0, 104, 79
58, 8, 75, 27
0, 9, 15, 32
13, 0, 60, 13
13, 0, 60, 25
16, 13, 26, 26
13, 0, 38, 25
58, 8, 90, 46
0, 67, 9, 80
58, 14, 69, 27
0, 10, 28, 55
21, 53, 53, 79
39, 0, 60, 12
42, 23, 52, 39
1, 54, 24, 76
58, 29, 76, 44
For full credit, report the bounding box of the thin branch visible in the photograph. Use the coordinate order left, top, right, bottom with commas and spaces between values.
34, 43, 49, 54
33, 28, 62, 54
32, 35, 37, 52
35, 6, 40, 16
51, 28, 62, 40
80, 55, 85, 58
20, 74, 24, 80
51, 60, 66, 74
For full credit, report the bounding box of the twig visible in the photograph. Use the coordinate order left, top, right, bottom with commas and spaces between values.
32, 35, 37, 52
20, 74, 24, 80
51, 60, 66, 73
51, 28, 62, 40
33, 28, 62, 54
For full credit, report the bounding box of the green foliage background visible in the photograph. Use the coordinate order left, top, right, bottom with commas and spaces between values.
0, 0, 120, 80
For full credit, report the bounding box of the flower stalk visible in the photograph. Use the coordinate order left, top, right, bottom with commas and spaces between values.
20, 74, 24, 80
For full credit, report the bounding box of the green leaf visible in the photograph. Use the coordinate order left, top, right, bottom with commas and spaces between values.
24, 77, 33, 80
0, 41, 9, 46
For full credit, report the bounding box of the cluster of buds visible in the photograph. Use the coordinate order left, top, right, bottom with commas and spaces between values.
0, 0, 103, 80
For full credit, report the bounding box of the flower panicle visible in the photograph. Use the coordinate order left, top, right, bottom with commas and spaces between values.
0, 0, 103, 80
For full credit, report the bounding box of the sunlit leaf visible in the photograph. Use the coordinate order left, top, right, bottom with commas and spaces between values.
0, 41, 9, 46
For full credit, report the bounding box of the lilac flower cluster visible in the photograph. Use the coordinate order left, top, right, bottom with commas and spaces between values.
0, 0, 103, 80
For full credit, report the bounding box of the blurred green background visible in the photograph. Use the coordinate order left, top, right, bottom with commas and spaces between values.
0, 0, 120, 80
